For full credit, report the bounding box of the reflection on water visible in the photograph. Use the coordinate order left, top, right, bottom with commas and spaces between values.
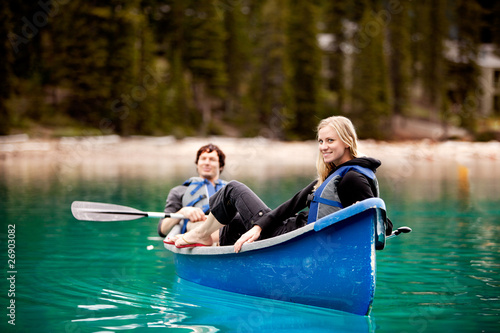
70, 277, 373, 332
379, 159, 499, 204
169, 278, 373, 332
1, 147, 499, 332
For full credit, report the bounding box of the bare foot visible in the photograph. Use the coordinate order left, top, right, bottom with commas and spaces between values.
174, 230, 213, 248
164, 234, 181, 244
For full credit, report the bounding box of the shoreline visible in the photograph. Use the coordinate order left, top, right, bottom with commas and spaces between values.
1, 135, 500, 181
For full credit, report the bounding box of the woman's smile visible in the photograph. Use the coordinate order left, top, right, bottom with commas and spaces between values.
318, 126, 351, 166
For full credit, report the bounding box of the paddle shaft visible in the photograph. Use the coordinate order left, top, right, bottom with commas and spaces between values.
150, 212, 184, 219
81, 210, 185, 219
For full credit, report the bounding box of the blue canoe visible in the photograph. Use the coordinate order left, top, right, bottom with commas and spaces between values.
164, 197, 388, 316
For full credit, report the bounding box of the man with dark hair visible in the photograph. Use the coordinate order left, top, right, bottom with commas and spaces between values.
158, 144, 228, 238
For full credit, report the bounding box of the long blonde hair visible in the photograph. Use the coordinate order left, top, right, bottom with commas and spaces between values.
315, 116, 360, 189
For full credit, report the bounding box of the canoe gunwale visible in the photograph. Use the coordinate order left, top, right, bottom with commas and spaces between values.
164, 197, 386, 255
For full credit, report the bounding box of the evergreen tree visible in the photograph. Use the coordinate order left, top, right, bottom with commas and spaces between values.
183, 0, 227, 135
408, 0, 426, 98
105, 2, 140, 135
286, 0, 322, 140
222, 0, 251, 119
149, 0, 198, 136
7, 1, 46, 122
493, 2, 500, 49
388, 1, 411, 116
123, 1, 158, 135
448, 0, 482, 132
323, 0, 348, 114
48, 0, 155, 135
350, 0, 391, 139
51, 1, 116, 129
0, 2, 13, 135
0, 0, 495, 138
421, 0, 448, 121
247, 0, 290, 138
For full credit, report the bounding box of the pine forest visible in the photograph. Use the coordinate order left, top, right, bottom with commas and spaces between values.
1, 0, 499, 140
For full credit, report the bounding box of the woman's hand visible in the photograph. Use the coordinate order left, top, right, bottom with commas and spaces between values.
234, 225, 262, 253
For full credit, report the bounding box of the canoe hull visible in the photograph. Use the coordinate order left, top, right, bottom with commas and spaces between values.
166, 198, 385, 316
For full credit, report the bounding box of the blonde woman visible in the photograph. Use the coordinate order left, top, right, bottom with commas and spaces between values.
168, 116, 391, 252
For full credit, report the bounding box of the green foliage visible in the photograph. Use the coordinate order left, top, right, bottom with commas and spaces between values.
223, 0, 251, 117
286, 0, 321, 140
387, 0, 411, 116
0, 1, 13, 135
247, 0, 291, 139
420, 0, 448, 117
322, 0, 347, 114
184, 1, 227, 98
448, 0, 482, 132
0, 0, 496, 140
350, 3, 391, 139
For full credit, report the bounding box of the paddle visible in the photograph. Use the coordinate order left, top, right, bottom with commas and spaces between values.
387, 226, 412, 240
71, 201, 186, 222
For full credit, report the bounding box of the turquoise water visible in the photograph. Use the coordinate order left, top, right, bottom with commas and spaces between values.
1, 161, 499, 332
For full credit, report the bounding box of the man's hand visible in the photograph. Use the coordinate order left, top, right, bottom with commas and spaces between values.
178, 207, 206, 222
234, 225, 262, 253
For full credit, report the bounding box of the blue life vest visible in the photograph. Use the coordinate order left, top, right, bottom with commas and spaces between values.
180, 177, 227, 233
307, 165, 378, 224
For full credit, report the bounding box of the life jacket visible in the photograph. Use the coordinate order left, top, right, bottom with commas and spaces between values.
180, 177, 228, 233
307, 165, 378, 224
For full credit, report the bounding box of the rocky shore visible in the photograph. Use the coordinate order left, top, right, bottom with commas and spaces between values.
1, 134, 499, 181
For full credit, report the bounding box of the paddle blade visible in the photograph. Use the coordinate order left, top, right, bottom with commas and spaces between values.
71, 201, 148, 221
